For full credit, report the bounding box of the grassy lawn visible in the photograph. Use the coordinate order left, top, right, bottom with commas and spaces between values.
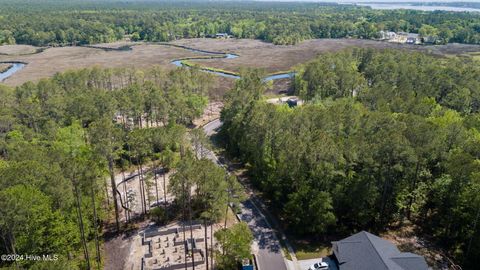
293, 241, 331, 260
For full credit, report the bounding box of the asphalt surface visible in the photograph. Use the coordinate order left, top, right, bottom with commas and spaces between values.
298, 257, 338, 270
202, 119, 288, 270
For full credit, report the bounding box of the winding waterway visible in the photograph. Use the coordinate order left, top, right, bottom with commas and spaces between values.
0, 62, 26, 82
168, 46, 295, 81
0, 43, 295, 82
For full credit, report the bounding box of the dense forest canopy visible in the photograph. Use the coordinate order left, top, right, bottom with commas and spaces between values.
220, 51, 480, 269
0, 66, 213, 269
0, 0, 480, 45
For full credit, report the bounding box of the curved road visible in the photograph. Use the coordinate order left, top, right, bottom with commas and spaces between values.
203, 119, 288, 270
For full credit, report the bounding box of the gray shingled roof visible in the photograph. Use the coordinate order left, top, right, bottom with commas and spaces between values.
332, 231, 429, 270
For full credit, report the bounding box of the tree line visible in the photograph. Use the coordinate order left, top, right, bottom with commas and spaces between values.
0, 66, 216, 269
220, 51, 480, 269
1, 0, 480, 46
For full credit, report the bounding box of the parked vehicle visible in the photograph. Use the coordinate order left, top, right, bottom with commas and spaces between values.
308, 261, 328, 270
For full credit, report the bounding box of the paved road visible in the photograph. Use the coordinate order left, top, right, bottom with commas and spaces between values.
298, 257, 337, 270
203, 119, 288, 270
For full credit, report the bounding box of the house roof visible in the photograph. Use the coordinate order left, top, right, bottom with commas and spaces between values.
332, 231, 429, 270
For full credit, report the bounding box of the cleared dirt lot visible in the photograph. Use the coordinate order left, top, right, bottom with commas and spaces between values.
1, 38, 480, 90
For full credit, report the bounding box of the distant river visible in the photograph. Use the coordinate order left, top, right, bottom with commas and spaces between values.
170, 47, 295, 81
356, 4, 480, 12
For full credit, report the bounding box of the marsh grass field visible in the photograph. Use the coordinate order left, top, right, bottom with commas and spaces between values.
1, 38, 480, 93
0, 44, 40, 55
0, 43, 198, 86
0, 63, 13, 73
172, 38, 480, 73
468, 51, 480, 61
